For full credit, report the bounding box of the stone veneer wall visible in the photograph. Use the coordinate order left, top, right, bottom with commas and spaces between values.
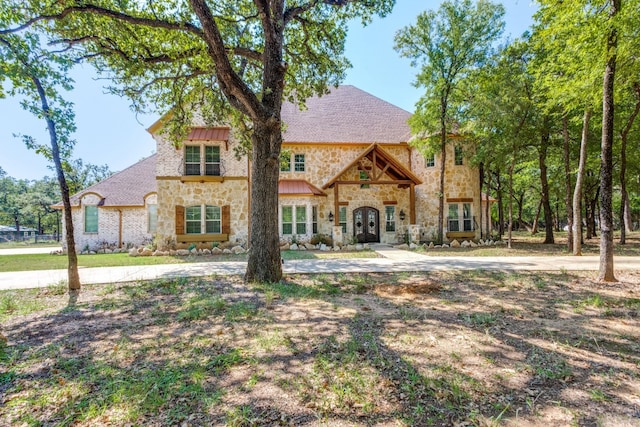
411, 143, 481, 241
155, 179, 249, 248
63, 193, 157, 251
153, 128, 481, 244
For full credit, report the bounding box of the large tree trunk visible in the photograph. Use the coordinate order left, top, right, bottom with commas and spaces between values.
485, 167, 492, 239
598, 0, 619, 282
531, 198, 542, 235
516, 192, 524, 231
619, 83, 640, 243
495, 169, 504, 238
563, 114, 573, 252
507, 160, 514, 249
573, 109, 591, 255
245, 121, 283, 283
437, 100, 447, 245
479, 162, 484, 240
539, 118, 554, 244
33, 76, 81, 295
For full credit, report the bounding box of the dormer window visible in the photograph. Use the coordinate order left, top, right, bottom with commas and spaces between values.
185, 145, 221, 176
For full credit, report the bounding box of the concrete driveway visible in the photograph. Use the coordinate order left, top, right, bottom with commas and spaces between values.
0, 245, 638, 291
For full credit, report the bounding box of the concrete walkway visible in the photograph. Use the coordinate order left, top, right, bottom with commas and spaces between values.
0, 247, 638, 291
0, 246, 62, 256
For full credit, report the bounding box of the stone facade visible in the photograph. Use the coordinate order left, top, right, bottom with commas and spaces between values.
151, 132, 481, 247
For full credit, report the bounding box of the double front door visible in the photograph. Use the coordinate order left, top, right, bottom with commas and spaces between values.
353, 206, 379, 243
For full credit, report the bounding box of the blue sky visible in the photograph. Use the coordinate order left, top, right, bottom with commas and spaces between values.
0, 0, 535, 181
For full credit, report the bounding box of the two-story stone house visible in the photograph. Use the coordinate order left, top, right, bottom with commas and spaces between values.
59, 85, 484, 251
150, 85, 482, 248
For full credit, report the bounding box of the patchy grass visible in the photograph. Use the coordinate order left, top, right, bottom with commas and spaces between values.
0, 250, 379, 273
1, 270, 639, 426
419, 230, 640, 257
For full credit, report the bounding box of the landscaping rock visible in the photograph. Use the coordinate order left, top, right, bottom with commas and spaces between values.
211, 247, 223, 255
305, 243, 316, 250
290, 243, 299, 251
461, 240, 471, 248
409, 243, 419, 249
140, 248, 153, 256
469, 241, 478, 247
450, 239, 461, 248
280, 243, 290, 251
428, 242, 435, 249
129, 248, 138, 257
442, 244, 449, 248
394, 243, 409, 250
231, 245, 246, 254
202, 249, 211, 255
223, 248, 232, 254
356, 243, 365, 250
320, 243, 329, 251
176, 249, 190, 256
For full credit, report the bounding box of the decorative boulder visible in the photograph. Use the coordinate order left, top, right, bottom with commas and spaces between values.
290, 243, 299, 251
305, 243, 316, 250
394, 243, 409, 250
461, 240, 471, 248
450, 239, 461, 248
231, 245, 246, 254
280, 243, 290, 251
211, 247, 223, 255
140, 248, 153, 256
470, 241, 478, 247
176, 249, 190, 256
129, 248, 139, 257
409, 243, 419, 249
428, 242, 435, 248
442, 244, 449, 248
320, 243, 329, 251
223, 248, 232, 254
202, 248, 211, 255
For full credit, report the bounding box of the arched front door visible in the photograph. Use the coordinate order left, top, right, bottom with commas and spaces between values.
353, 206, 379, 243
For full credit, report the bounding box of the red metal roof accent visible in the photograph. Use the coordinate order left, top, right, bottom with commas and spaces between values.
278, 180, 326, 196
187, 127, 230, 141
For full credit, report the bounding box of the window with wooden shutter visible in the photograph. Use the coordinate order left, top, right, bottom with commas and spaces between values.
175, 205, 185, 234
222, 205, 230, 235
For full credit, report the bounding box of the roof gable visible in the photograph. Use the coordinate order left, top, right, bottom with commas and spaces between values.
323, 143, 422, 189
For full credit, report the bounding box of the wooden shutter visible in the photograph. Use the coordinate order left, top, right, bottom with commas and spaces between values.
175, 205, 185, 235
222, 205, 230, 235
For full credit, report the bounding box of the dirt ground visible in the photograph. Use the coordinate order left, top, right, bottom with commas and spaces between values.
1, 269, 639, 426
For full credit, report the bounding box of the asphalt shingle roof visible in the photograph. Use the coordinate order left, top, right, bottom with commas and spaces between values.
281, 85, 412, 144
66, 154, 157, 207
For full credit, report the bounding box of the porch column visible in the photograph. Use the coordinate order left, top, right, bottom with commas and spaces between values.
333, 184, 339, 228
409, 183, 416, 224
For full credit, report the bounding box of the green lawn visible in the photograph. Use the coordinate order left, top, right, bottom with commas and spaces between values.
0, 250, 379, 273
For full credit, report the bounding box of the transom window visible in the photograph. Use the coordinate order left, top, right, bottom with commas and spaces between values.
186, 205, 222, 234
185, 145, 221, 176
281, 205, 307, 235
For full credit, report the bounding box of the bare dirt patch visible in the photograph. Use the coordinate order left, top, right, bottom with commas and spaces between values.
1, 270, 639, 426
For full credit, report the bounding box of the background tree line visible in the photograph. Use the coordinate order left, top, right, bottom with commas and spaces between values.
0, 161, 112, 238
397, 0, 639, 281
